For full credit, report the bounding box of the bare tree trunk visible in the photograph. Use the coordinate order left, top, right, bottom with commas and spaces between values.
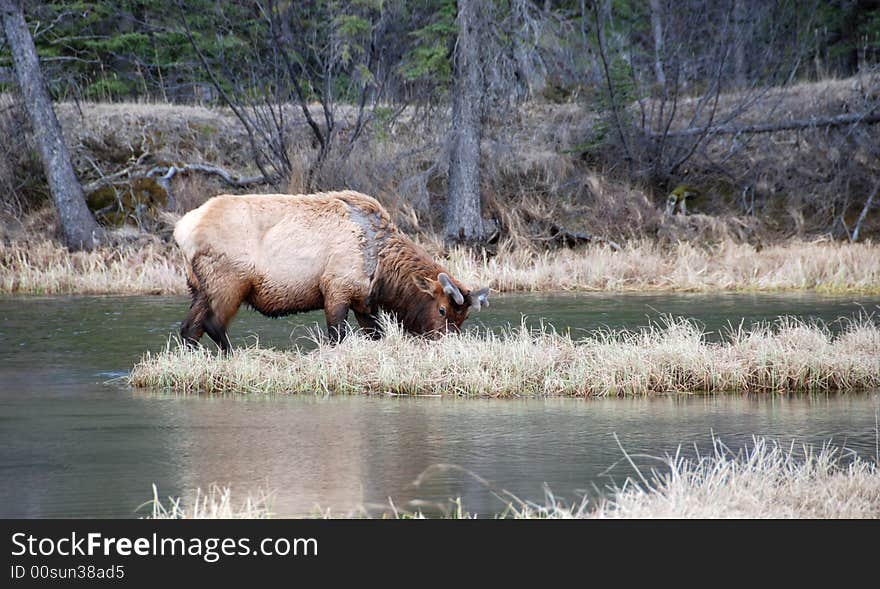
1, 0, 101, 250
512, 0, 547, 96
445, 0, 486, 245
852, 180, 878, 242
649, 0, 666, 88
734, 0, 746, 88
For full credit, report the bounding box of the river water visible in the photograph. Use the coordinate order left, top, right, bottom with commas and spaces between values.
0, 293, 878, 517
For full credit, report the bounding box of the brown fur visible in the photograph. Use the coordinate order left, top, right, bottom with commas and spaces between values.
174, 190, 487, 350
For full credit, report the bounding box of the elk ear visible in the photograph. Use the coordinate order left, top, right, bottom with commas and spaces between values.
438, 272, 465, 305
468, 287, 490, 312
412, 274, 438, 296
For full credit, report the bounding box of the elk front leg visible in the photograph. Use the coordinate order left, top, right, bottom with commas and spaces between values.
354, 310, 383, 340
324, 299, 351, 345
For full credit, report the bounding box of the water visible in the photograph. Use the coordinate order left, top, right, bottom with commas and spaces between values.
0, 293, 878, 517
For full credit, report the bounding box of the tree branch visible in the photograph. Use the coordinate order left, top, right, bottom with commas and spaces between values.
590, 0, 632, 164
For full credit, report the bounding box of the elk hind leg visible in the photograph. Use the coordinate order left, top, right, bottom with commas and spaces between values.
196, 257, 250, 354
181, 289, 208, 347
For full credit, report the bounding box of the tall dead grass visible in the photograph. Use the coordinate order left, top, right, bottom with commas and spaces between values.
2, 237, 878, 295
0, 238, 184, 295
449, 238, 880, 293
129, 316, 880, 397
515, 436, 880, 519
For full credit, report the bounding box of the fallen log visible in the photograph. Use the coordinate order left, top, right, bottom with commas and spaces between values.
519, 207, 622, 251
83, 163, 272, 194
651, 109, 880, 139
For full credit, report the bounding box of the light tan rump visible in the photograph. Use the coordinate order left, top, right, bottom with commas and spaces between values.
174, 191, 382, 316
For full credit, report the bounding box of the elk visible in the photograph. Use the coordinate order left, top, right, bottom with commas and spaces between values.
173, 190, 490, 352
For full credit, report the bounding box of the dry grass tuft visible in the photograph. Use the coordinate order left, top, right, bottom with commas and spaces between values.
144, 484, 272, 519
515, 436, 880, 519
129, 315, 880, 397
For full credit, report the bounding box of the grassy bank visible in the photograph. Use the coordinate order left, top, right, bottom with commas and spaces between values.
145, 437, 880, 519
129, 316, 880, 397
3, 237, 880, 295
450, 239, 880, 294
0, 238, 182, 295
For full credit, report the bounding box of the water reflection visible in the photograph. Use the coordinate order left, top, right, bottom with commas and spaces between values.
0, 294, 878, 517
123, 391, 879, 518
